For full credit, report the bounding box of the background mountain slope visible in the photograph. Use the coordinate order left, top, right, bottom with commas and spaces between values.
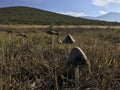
82, 12, 120, 22
0, 6, 119, 25
97, 12, 120, 22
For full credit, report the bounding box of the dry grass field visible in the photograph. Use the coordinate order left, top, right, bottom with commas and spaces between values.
0, 25, 120, 90
1, 24, 120, 29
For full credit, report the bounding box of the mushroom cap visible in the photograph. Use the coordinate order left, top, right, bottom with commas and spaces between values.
62, 34, 75, 44
67, 46, 88, 67
16, 33, 27, 38
46, 30, 59, 35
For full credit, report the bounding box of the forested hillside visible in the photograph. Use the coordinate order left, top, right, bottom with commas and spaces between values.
0, 6, 119, 25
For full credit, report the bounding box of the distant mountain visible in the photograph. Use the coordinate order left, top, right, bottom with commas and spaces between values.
97, 12, 120, 22
81, 16, 96, 20
82, 12, 120, 22
0, 6, 119, 25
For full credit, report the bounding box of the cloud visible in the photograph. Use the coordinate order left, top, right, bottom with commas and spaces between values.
92, 0, 120, 7
58, 11, 87, 17
99, 10, 108, 14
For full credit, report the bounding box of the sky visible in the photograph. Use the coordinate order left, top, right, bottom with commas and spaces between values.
1, 0, 120, 17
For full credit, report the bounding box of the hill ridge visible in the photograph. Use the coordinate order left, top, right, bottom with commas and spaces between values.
0, 6, 119, 25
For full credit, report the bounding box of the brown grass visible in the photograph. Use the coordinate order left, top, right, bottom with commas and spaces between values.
1, 24, 120, 29
0, 26, 120, 90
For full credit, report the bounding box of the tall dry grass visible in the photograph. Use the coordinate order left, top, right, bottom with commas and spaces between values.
0, 27, 120, 90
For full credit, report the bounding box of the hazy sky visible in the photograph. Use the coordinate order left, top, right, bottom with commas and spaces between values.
1, 0, 120, 17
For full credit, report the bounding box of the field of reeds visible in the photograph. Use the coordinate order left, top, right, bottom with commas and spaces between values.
0, 26, 120, 90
